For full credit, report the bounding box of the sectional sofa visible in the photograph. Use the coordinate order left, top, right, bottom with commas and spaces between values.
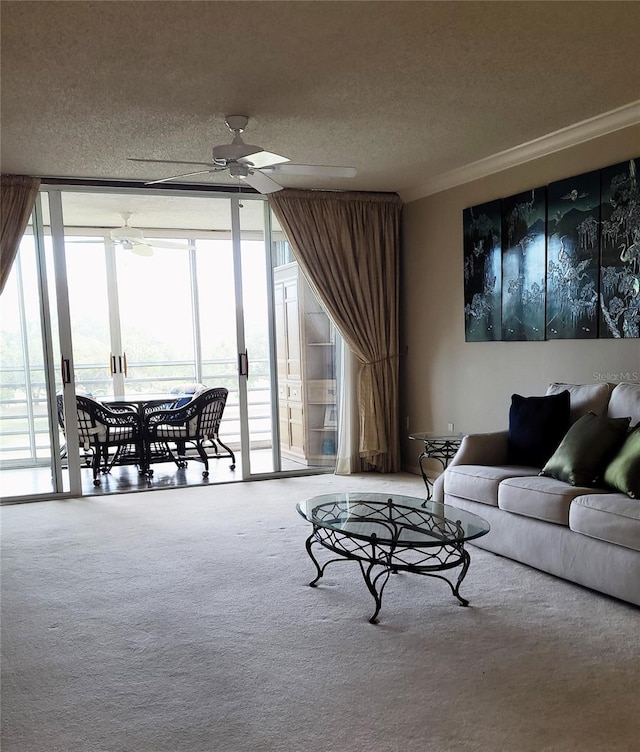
432, 381, 640, 606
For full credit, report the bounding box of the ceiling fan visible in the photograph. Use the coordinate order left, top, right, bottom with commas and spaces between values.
110, 213, 188, 256
128, 115, 357, 193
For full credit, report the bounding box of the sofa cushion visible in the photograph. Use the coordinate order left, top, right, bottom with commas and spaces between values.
444, 464, 538, 507
540, 412, 631, 486
498, 475, 604, 525
604, 426, 640, 499
607, 382, 640, 424
507, 391, 570, 467
546, 381, 611, 423
570, 493, 640, 552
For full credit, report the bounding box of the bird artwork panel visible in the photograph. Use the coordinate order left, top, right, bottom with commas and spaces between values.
599, 157, 640, 338
546, 170, 600, 339
501, 188, 547, 341
463, 200, 502, 341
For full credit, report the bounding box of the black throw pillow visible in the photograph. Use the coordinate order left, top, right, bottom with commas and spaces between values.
507, 390, 571, 467
540, 412, 631, 487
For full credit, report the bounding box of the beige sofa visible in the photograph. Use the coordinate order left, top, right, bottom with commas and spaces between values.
432, 382, 640, 606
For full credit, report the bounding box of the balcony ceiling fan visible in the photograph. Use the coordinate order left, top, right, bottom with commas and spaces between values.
128, 115, 357, 194
110, 213, 188, 256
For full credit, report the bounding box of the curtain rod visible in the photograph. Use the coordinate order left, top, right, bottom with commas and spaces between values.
38, 177, 258, 195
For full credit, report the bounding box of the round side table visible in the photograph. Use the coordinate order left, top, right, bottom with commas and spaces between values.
409, 432, 463, 499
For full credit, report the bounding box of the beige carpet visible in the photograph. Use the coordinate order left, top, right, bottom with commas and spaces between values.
1, 472, 639, 752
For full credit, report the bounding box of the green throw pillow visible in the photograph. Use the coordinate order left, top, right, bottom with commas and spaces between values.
540, 412, 631, 487
604, 426, 640, 499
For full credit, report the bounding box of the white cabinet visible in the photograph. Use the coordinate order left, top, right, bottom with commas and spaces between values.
274, 262, 337, 465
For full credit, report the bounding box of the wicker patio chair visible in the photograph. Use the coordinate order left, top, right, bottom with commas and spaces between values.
57, 394, 143, 485
142, 386, 236, 477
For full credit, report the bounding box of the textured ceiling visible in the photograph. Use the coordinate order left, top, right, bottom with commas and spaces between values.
2, 0, 640, 203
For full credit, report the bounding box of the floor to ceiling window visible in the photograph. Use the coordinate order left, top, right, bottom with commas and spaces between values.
0, 186, 339, 501
0, 200, 66, 496
0, 224, 51, 468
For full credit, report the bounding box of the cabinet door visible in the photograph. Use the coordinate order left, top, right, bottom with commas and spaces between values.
274, 281, 287, 379
279, 402, 290, 451
284, 279, 301, 379
288, 404, 305, 454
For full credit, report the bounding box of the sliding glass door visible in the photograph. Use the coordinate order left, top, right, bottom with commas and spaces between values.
0, 184, 339, 501
0, 196, 68, 499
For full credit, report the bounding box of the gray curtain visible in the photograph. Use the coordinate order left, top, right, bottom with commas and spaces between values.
1, 175, 41, 295
269, 189, 402, 473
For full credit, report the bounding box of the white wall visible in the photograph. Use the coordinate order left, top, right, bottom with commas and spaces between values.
400, 124, 640, 472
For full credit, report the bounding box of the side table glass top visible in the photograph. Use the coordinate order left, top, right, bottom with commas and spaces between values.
408, 432, 463, 443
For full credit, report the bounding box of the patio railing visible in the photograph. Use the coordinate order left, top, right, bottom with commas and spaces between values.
0, 358, 274, 468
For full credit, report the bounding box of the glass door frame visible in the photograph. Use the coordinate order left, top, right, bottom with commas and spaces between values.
44, 183, 284, 487
49, 189, 83, 496
1, 190, 81, 503
2, 180, 334, 503
230, 195, 283, 478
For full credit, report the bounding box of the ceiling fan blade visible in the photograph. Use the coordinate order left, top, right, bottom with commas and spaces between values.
130, 243, 154, 257
148, 239, 189, 249
263, 164, 357, 178
239, 151, 290, 169
128, 158, 215, 168
145, 170, 216, 186
243, 170, 283, 194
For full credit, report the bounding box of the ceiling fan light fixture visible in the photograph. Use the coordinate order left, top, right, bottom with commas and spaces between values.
229, 163, 250, 178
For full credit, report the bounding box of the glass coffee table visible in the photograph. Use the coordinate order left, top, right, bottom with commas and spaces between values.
297, 492, 490, 623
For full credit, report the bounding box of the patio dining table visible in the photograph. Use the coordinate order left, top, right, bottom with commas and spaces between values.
100, 393, 186, 475
102, 393, 178, 415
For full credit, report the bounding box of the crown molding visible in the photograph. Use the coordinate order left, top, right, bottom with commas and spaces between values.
400, 100, 640, 203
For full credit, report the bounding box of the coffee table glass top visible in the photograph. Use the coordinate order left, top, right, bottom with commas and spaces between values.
296, 492, 489, 547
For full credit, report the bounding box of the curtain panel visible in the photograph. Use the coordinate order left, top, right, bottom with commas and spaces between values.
0, 175, 41, 295
269, 189, 402, 473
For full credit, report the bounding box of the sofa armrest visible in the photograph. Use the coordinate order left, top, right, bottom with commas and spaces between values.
432, 430, 509, 503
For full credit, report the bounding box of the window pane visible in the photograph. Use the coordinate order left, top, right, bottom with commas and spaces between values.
117, 246, 197, 394
195, 222, 239, 445
63, 238, 112, 396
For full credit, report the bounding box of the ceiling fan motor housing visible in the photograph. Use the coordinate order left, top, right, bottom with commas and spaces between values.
111, 225, 144, 242
212, 140, 263, 163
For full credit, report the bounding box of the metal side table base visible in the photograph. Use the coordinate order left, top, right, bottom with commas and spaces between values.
409, 433, 463, 499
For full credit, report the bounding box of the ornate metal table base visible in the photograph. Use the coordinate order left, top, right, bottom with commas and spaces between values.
409, 433, 463, 499
303, 501, 473, 624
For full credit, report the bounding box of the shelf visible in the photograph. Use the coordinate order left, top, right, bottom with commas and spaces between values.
275, 261, 338, 466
